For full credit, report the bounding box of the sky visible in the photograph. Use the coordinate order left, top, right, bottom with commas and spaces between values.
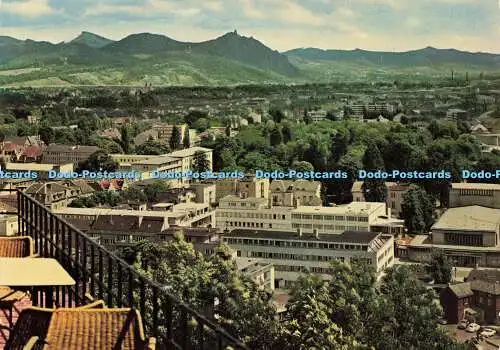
0, 0, 499, 53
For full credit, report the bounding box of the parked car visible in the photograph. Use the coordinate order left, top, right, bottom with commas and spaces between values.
458, 319, 468, 329
480, 328, 496, 338
466, 323, 480, 333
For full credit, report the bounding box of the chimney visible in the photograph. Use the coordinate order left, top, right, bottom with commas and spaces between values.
313, 228, 319, 239
297, 228, 302, 237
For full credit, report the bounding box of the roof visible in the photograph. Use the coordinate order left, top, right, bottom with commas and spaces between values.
224, 229, 381, 244
90, 215, 164, 233
133, 129, 158, 146
294, 202, 385, 215
6, 162, 56, 172
270, 180, 320, 192
22, 145, 43, 158
351, 181, 398, 193
432, 206, 500, 232
168, 147, 211, 158
42, 144, 101, 153
466, 269, 500, 295
25, 182, 68, 195
451, 183, 500, 191
64, 179, 95, 194
448, 282, 473, 298
134, 155, 179, 165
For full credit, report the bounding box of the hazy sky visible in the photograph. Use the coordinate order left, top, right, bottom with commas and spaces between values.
0, 0, 499, 53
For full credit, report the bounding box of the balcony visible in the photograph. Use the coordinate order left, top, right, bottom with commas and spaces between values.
0, 190, 248, 350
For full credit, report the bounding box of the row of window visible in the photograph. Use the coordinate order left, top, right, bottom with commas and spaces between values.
227, 202, 258, 208
291, 214, 369, 222
274, 265, 336, 274
249, 251, 348, 262
217, 212, 286, 219
457, 189, 495, 197
444, 232, 483, 247
291, 223, 368, 231
225, 238, 370, 251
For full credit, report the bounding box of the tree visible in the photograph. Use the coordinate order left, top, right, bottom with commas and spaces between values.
330, 129, 350, 163
375, 265, 464, 350
427, 249, 452, 284
303, 109, 312, 125
269, 127, 283, 147
184, 110, 208, 126
183, 127, 190, 148
292, 161, 314, 172
269, 109, 284, 123
282, 124, 292, 143
77, 151, 118, 172
122, 234, 282, 349
38, 125, 55, 146
193, 118, 210, 132
135, 138, 170, 155
401, 187, 435, 234
120, 125, 132, 154
143, 180, 170, 203
192, 151, 210, 172
169, 126, 181, 150
280, 273, 364, 350
361, 144, 387, 202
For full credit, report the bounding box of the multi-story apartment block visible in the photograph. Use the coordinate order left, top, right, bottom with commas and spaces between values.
216, 195, 400, 235
210, 177, 269, 201
270, 180, 321, 206
449, 183, 500, 209
352, 181, 413, 218
111, 147, 213, 185
223, 229, 394, 288
42, 145, 102, 166
54, 202, 215, 232
306, 110, 327, 122
168, 147, 213, 174
153, 123, 188, 143
25, 180, 95, 210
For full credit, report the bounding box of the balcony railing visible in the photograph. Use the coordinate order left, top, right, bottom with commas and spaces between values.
10, 189, 248, 350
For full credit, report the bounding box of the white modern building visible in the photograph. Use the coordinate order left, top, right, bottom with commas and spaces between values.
216, 195, 402, 235
223, 229, 394, 288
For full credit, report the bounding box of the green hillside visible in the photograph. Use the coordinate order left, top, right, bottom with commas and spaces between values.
1, 31, 500, 86
70, 32, 114, 49
0, 52, 294, 87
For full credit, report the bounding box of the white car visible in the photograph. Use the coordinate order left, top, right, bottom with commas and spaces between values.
466, 323, 481, 333
480, 328, 496, 338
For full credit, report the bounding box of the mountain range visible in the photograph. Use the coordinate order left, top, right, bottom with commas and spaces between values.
0, 31, 499, 86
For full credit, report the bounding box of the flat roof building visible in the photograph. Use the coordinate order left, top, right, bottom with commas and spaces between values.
223, 229, 394, 289
450, 183, 500, 209
404, 206, 500, 267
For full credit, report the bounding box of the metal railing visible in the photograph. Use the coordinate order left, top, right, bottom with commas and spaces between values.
13, 189, 248, 350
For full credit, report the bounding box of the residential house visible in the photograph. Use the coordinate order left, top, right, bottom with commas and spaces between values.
441, 269, 500, 324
